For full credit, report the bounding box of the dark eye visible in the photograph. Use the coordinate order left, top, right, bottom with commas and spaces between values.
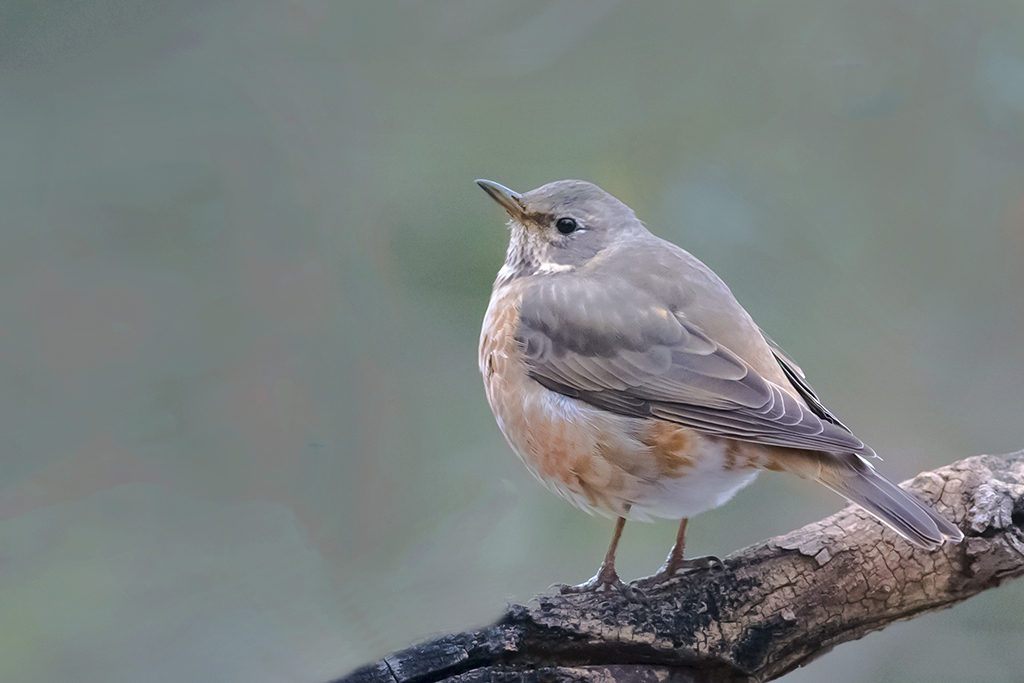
555, 217, 578, 234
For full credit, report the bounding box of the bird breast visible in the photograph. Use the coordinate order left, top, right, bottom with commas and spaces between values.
479, 283, 761, 521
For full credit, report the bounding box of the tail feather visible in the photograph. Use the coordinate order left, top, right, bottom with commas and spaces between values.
817, 453, 963, 549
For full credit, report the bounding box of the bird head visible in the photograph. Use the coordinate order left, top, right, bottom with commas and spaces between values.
477, 179, 640, 282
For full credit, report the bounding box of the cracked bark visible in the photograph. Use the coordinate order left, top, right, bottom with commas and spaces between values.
338, 451, 1024, 683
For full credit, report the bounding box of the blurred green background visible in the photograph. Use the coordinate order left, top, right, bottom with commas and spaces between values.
2, 1, 1023, 681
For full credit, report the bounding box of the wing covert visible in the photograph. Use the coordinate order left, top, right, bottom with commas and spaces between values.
518, 277, 870, 455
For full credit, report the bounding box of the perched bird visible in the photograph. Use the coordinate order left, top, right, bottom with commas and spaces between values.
476, 178, 963, 593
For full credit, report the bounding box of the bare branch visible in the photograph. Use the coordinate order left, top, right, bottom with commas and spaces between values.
339, 451, 1024, 683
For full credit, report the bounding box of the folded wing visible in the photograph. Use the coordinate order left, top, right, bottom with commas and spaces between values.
518, 276, 872, 456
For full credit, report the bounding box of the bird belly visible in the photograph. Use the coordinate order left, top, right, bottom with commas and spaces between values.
480, 290, 759, 521
631, 440, 760, 520
488, 377, 759, 521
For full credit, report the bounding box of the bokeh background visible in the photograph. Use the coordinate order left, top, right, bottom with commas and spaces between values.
2, 1, 1023, 681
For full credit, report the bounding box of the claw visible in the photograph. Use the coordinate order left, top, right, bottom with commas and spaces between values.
635, 554, 726, 590
558, 563, 623, 594
663, 554, 724, 574
557, 566, 649, 604
652, 518, 725, 580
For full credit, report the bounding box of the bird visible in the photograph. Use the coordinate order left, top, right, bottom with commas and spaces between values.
476, 177, 963, 593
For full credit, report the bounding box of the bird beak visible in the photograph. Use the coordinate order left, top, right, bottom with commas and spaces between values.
476, 179, 526, 221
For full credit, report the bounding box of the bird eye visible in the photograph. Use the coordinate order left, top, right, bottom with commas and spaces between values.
555, 217, 578, 234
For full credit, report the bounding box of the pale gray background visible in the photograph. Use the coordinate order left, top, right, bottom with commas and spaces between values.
2, 1, 1023, 681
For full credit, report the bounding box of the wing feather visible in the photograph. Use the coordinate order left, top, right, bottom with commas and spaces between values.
519, 277, 870, 456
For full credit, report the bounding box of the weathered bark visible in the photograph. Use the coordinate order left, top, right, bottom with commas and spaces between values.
339, 452, 1024, 683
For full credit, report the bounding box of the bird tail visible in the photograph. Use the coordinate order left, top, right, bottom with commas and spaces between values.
776, 450, 963, 549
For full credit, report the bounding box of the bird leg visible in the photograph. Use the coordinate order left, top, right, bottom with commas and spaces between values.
559, 516, 629, 594
659, 518, 722, 576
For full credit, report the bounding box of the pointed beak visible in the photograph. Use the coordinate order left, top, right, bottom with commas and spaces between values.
476, 179, 526, 221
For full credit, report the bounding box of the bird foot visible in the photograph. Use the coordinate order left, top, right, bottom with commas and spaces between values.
555, 564, 648, 603
663, 554, 724, 574
636, 554, 725, 589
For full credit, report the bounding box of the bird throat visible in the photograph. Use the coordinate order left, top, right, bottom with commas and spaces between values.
496, 222, 572, 286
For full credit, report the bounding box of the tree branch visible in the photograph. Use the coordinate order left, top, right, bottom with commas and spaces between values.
338, 451, 1024, 683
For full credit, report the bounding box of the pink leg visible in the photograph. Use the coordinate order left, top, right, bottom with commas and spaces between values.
664, 518, 690, 575
560, 516, 628, 594
658, 518, 722, 578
